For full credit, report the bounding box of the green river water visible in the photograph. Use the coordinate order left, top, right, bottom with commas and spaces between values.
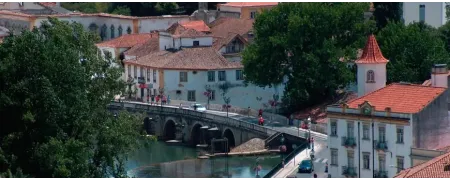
125, 141, 280, 178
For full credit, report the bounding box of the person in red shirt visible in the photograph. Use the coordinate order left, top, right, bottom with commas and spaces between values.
258, 115, 264, 126
155, 95, 160, 105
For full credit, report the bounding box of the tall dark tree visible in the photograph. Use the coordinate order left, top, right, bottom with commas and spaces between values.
372, 2, 403, 30
242, 2, 375, 113
377, 22, 450, 84
0, 18, 142, 178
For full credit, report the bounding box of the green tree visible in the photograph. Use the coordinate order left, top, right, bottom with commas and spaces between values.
372, 2, 403, 30
377, 22, 450, 84
242, 2, 374, 113
0, 18, 143, 177
155, 2, 179, 15
111, 5, 131, 16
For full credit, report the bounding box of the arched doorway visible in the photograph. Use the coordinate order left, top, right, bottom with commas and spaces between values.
223, 129, 236, 151
190, 123, 203, 147
163, 120, 176, 140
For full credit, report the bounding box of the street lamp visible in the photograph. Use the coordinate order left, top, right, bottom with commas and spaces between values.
280, 134, 286, 167
223, 96, 231, 117
307, 116, 312, 149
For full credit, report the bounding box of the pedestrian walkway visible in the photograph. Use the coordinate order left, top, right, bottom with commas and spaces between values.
272, 149, 310, 178
314, 157, 328, 164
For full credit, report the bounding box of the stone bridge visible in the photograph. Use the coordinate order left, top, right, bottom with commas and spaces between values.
108, 101, 278, 151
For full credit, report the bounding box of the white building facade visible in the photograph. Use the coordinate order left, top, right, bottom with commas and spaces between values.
402, 2, 448, 28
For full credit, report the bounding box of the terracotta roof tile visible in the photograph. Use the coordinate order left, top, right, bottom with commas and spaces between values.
209, 17, 254, 40
96, 33, 156, 48
166, 22, 209, 38
124, 34, 159, 57
124, 47, 243, 70
347, 83, 446, 114
213, 33, 247, 50
39, 2, 57, 8
355, 35, 389, 64
180, 20, 210, 32
218, 2, 278, 8
394, 150, 450, 178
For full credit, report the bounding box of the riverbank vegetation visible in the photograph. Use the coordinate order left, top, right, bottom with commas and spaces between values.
0, 18, 142, 178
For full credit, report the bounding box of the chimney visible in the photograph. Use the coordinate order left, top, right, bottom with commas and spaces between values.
431, 64, 448, 88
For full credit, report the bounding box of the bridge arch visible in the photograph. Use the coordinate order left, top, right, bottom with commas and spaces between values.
163, 119, 176, 140
190, 123, 203, 146
223, 128, 236, 151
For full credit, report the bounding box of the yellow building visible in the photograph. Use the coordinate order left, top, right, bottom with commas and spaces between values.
217, 2, 278, 19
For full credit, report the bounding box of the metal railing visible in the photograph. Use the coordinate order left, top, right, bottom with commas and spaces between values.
263, 141, 308, 178
341, 137, 357, 147
374, 140, 388, 151
342, 166, 357, 177
374, 170, 388, 178
109, 101, 279, 137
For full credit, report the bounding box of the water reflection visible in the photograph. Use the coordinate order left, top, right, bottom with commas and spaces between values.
126, 141, 280, 178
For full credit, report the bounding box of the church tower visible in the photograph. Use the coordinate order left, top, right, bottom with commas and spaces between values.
356, 35, 389, 97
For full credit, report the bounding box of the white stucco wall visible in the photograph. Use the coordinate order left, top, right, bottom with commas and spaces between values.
124, 64, 160, 99
163, 69, 284, 109
0, 2, 46, 10
357, 63, 387, 97
327, 117, 413, 178
180, 37, 212, 47
403, 2, 447, 28
431, 73, 448, 88
219, 6, 241, 13
138, 17, 190, 32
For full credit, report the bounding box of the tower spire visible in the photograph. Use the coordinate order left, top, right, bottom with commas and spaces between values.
355, 35, 389, 64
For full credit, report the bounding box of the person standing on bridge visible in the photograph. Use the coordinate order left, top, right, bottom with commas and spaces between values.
258, 115, 264, 126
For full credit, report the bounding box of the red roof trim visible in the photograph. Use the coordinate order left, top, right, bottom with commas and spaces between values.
355, 35, 389, 64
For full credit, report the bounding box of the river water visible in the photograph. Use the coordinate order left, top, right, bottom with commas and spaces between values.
126, 141, 281, 178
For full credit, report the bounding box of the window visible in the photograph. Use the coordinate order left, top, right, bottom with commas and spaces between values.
347, 122, 354, 137
147, 69, 151, 81
331, 148, 338, 165
363, 153, 370, 169
379, 155, 386, 171
397, 127, 404, 144
207, 71, 215, 82
127, 26, 132, 34
180, 72, 188, 82
133, 66, 137, 78
330, 121, 337, 136
188, 90, 196, 101
127, 65, 131, 78
236, 70, 244, 80
153, 70, 157, 83
419, 5, 425, 22
218, 71, 226, 81
367, 70, 375, 83
347, 150, 354, 167
379, 126, 386, 142
110, 25, 115, 39
140, 67, 144, 78
248, 32, 254, 38
193, 41, 200, 47
209, 90, 216, 101
396, 156, 404, 173
118, 25, 123, 36
363, 124, 370, 140
250, 11, 256, 19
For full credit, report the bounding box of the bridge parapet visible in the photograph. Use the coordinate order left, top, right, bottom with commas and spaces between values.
109, 101, 278, 137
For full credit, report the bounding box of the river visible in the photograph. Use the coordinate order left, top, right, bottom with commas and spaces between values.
126, 141, 281, 178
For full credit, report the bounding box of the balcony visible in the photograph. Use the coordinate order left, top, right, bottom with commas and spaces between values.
341, 137, 357, 148
342, 166, 357, 177
374, 170, 388, 178
374, 140, 388, 151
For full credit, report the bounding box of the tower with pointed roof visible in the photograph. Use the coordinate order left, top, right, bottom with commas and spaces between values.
356, 35, 389, 97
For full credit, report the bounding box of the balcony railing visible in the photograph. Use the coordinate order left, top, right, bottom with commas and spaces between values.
374, 170, 388, 178
342, 166, 357, 177
374, 140, 388, 151
341, 136, 357, 147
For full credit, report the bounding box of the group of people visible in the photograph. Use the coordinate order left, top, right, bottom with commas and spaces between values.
146, 94, 170, 105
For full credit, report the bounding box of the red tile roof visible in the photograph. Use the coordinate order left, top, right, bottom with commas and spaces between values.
166, 22, 210, 38
180, 20, 210, 32
124, 47, 243, 70
96, 33, 156, 48
39, 2, 57, 8
213, 32, 248, 50
355, 35, 389, 64
123, 34, 159, 57
394, 150, 450, 178
218, 2, 278, 8
209, 17, 254, 40
347, 83, 446, 114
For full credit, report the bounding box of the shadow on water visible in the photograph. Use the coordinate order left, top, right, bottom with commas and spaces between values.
126, 141, 280, 178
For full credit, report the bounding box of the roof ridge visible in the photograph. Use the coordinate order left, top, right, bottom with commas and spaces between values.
391, 82, 447, 89
402, 151, 450, 177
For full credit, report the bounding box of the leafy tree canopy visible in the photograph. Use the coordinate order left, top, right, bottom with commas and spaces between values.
242, 2, 375, 112
377, 22, 450, 84
372, 2, 402, 30
0, 18, 142, 178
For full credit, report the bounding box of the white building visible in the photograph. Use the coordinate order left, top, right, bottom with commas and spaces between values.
122, 22, 284, 109
326, 35, 449, 178
402, 2, 448, 28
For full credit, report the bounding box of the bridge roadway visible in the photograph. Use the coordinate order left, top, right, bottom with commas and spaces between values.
115, 101, 329, 178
